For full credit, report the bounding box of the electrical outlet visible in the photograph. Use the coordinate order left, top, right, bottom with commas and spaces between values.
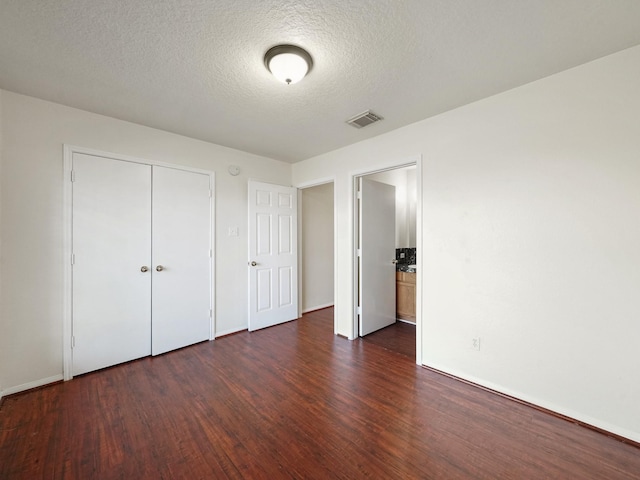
228, 226, 239, 237
472, 337, 481, 351
400, 253, 405, 259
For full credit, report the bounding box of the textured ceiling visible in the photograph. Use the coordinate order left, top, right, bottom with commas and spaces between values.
1, 1, 640, 163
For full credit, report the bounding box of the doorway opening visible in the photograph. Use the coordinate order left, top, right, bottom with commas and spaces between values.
299, 181, 336, 326
354, 163, 419, 362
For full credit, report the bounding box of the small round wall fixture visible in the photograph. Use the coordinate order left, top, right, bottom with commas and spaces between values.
264, 45, 313, 85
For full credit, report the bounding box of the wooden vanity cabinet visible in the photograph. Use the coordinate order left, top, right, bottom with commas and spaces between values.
396, 271, 416, 322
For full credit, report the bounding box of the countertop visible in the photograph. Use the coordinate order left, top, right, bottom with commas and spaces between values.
396, 264, 416, 273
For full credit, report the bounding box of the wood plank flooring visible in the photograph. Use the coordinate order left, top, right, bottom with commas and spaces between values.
363, 320, 416, 359
1, 307, 639, 479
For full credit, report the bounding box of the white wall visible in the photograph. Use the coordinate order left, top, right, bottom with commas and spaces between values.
292, 45, 640, 442
368, 167, 417, 248
406, 168, 417, 247
301, 183, 334, 312
0, 90, 291, 395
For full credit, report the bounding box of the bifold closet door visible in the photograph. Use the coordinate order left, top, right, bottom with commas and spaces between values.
72, 154, 152, 376
151, 166, 211, 355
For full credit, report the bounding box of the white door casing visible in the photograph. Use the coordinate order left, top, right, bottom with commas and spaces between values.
359, 177, 397, 336
248, 181, 298, 331
72, 154, 152, 376
151, 166, 212, 355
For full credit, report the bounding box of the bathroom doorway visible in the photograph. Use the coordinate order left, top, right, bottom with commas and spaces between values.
356, 165, 417, 359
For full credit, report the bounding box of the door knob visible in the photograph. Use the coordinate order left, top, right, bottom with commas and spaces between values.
392, 259, 398, 264
156, 265, 164, 272
140, 266, 149, 272
249, 261, 257, 266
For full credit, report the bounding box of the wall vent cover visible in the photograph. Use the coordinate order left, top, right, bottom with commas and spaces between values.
346, 110, 383, 128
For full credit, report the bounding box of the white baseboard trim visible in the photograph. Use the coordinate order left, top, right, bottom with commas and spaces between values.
422, 361, 640, 445
1, 374, 64, 398
215, 326, 247, 338
302, 303, 334, 314
397, 318, 416, 325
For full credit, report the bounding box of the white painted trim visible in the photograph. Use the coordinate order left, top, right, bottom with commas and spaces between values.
62, 145, 216, 381
350, 155, 423, 360
62, 145, 215, 176
332, 180, 339, 336
397, 318, 416, 325
209, 172, 216, 341
349, 159, 419, 179
302, 303, 335, 314
297, 188, 303, 319
415, 155, 423, 365
294, 176, 338, 335
1, 374, 64, 397
215, 326, 247, 338
295, 176, 336, 190
423, 361, 640, 444
62, 145, 73, 381
351, 174, 360, 340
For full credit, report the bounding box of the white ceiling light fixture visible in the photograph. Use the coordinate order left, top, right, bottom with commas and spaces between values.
264, 45, 313, 85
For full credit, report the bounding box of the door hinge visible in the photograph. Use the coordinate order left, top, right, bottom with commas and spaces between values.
209, 309, 213, 318
357, 249, 361, 257
70, 170, 76, 182
357, 190, 361, 199
210, 249, 212, 258
71, 336, 76, 348
357, 306, 362, 315
209, 190, 212, 198
71, 253, 75, 265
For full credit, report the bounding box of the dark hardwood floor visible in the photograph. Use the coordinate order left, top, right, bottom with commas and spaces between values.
363, 320, 416, 359
1, 307, 639, 479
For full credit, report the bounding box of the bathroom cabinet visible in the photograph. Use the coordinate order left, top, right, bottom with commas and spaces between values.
396, 271, 416, 322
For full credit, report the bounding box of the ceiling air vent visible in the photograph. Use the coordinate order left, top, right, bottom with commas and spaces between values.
346, 110, 383, 129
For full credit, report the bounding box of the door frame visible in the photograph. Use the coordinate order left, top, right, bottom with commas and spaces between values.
245, 178, 335, 332
351, 155, 423, 365
294, 177, 338, 334
62, 145, 216, 381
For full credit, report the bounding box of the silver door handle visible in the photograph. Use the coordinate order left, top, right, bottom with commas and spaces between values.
249, 261, 257, 266
156, 265, 164, 272
141, 266, 149, 272
392, 259, 398, 264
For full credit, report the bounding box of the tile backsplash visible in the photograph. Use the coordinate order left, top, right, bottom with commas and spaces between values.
395, 247, 416, 265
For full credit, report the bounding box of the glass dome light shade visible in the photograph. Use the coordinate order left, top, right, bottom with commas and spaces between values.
264, 45, 313, 85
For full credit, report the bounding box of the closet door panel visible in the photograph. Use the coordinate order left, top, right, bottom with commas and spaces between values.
72, 154, 152, 376
151, 166, 211, 355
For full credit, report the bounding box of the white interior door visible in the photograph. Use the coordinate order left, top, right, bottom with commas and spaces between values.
359, 177, 396, 336
248, 180, 298, 331
72, 154, 152, 376
151, 166, 212, 355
